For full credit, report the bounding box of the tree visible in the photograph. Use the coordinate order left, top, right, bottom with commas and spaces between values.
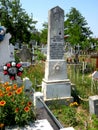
40, 22, 48, 45
64, 7, 93, 49
0, 0, 37, 44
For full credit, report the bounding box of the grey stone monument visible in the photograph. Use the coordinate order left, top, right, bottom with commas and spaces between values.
16, 45, 32, 62
89, 95, 98, 115
42, 6, 72, 100
0, 33, 12, 70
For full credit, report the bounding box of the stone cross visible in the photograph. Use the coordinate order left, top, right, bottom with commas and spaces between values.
16, 45, 32, 62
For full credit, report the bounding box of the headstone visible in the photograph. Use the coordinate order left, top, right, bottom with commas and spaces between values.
16, 45, 32, 62
42, 6, 72, 100
34, 92, 44, 108
23, 77, 32, 91
92, 71, 98, 80
89, 95, 98, 115
23, 77, 34, 99
20, 62, 31, 67
14, 42, 19, 50
0, 33, 12, 70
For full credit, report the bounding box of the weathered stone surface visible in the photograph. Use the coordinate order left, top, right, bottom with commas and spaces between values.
47, 6, 64, 60
89, 95, 98, 115
16, 45, 32, 62
42, 6, 72, 100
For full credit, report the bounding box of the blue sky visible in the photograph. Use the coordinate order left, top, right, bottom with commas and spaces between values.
20, 0, 98, 37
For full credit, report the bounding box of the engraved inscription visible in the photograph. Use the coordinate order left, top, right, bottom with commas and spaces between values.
51, 36, 63, 42
47, 6, 64, 60
50, 41, 64, 59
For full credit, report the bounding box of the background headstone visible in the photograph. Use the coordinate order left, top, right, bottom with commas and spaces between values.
89, 95, 98, 115
16, 45, 32, 62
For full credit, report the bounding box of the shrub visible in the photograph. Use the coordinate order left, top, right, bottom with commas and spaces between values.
0, 82, 36, 128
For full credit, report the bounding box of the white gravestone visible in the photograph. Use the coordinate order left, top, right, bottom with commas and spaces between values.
0, 33, 14, 82
0, 33, 11, 69
42, 6, 72, 100
89, 95, 98, 115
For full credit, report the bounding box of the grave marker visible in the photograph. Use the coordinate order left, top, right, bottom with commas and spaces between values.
89, 95, 98, 115
0, 33, 12, 70
42, 6, 72, 100
16, 45, 32, 62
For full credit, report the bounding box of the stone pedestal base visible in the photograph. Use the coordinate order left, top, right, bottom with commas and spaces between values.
42, 79, 72, 100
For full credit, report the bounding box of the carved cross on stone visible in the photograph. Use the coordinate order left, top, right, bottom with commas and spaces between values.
16, 45, 32, 62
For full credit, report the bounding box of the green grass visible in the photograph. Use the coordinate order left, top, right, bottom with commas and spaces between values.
22, 59, 98, 129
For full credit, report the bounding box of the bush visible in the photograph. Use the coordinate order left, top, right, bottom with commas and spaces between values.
35, 49, 46, 61
0, 82, 36, 128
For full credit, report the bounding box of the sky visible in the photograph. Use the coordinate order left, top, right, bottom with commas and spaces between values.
20, 0, 98, 37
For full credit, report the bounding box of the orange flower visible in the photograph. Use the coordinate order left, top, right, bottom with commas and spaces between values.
4, 82, 9, 86
15, 108, 19, 113
0, 90, 3, 97
24, 106, 30, 112
16, 87, 23, 94
27, 101, 32, 106
0, 123, 4, 128
7, 92, 13, 96
0, 100, 6, 106
13, 84, 17, 90
6, 86, 11, 92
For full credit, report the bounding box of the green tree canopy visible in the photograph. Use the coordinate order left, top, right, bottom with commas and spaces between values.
40, 22, 48, 45
0, 0, 37, 44
64, 7, 93, 49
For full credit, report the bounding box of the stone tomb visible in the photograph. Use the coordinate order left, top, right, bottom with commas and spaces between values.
42, 6, 72, 100
5, 119, 54, 130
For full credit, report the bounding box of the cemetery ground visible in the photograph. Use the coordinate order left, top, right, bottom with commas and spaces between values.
22, 58, 98, 130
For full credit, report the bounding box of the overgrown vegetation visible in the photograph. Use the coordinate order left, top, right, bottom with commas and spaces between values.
22, 62, 45, 91
22, 58, 98, 129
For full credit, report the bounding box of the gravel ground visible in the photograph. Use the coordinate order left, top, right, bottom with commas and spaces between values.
36, 108, 60, 130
